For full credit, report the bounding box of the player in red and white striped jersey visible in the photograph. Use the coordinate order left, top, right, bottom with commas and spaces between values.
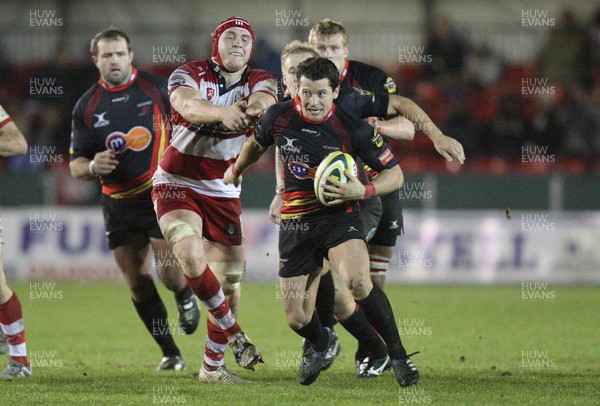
152, 16, 277, 384
0, 105, 31, 379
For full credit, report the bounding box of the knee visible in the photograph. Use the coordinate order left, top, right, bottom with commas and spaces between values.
350, 277, 373, 301
209, 261, 245, 293
129, 274, 155, 299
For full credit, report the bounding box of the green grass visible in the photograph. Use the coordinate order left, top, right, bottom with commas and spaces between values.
2, 283, 599, 405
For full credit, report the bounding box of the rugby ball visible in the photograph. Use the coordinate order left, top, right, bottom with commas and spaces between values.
314, 151, 357, 206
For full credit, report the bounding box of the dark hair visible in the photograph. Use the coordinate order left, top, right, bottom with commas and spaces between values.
295, 57, 339, 90
90, 27, 131, 56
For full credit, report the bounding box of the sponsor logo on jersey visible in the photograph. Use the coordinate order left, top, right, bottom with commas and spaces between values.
353, 87, 372, 96
111, 95, 129, 103
301, 128, 319, 136
281, 137, 301, 154
371, 129, 384, 147
173, 68, 189, 75
378, 148, 393, 165
93, 112, 110, 128
137, 100, 152, 108
169, 77, 185, 87
384, 77, 397, 94
288, 161, 316, 179
105, 126, 152, 153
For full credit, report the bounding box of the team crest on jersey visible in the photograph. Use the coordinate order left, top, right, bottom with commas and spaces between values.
371, 129, 384, 148
288, 161, 316, 180
206, 88, 215, 100
105, 126, 152, 153
384, 77, 397, 94
93, 112, 110, 128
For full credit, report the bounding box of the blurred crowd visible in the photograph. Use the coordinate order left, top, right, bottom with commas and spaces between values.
1, 7, 599, 176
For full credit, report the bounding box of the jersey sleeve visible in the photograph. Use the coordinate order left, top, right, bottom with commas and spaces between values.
69, 99, 96, 160
168, 64, 200, 95
254, 104, 278, 147
345, 88, 389, 118
370, 67, 398, 96
248, 69, 278, 102
0, 105, 12, 129
353, 122, 399, 172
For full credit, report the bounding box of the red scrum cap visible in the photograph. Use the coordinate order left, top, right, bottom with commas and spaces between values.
211, 16, 255, 66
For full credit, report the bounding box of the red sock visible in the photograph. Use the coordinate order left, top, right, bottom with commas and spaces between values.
184, 266, 241, 338
0, 293, 28, 366
203, 319, 228, 370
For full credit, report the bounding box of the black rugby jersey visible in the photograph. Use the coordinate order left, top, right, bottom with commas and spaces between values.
70, 68, 170, 199
255, 97, 398, 220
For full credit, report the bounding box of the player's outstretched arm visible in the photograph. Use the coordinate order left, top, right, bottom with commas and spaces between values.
245, 91, 277, 119
170, 87, 250, 131
70, 149, 118, 180
367, 116, 415, 141
324, 165, 403, 205
387, 95, 465, 163
0, 121, 28, 157
224, 135, 270, 187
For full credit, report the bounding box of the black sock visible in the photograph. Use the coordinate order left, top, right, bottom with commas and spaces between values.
293, 312, 329, 352
356, 285, 407, 359
174, 285, 194, 302
341, 305, 387, 359
132, 287, 180, 357
315, 271, 336, 329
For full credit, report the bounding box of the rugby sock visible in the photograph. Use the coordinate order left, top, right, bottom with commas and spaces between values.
356, 285, 407, 359
340, 305, 387, 359
293, 312, 329, 353
204, 319, 228, 370
132, 288, 180, 357
0, 293, 28, 366
315, 271, 336, 329
370, 254, 389, 280
184, 266, 242, 338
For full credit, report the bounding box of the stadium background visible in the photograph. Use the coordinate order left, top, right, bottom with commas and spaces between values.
1, 0, 598, 284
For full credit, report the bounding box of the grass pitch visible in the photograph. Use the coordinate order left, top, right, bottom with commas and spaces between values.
2, 282, 598, 405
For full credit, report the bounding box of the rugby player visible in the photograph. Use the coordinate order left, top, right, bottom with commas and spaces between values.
152, 16, 277, 384
309, 19, 465, 374
225, 57, 420, 387
69, 28, 199, 372
0, 105, 31, 379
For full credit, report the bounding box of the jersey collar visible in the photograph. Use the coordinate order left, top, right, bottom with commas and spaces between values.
98, 67, 138, 92
292, 95, 335, 124
339, 59, 349, 83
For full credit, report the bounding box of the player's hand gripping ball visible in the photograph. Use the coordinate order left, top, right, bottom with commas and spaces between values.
314, 151, 357, 206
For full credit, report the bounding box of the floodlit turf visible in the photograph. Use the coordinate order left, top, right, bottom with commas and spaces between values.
2, 282, 599, 405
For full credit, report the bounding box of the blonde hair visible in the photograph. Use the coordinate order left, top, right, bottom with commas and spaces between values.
281, 40, 319, 66
308, 19, 348, 46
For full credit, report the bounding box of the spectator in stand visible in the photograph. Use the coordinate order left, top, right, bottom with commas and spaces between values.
480, 93, 530, 158
423, 17, 469, 82
536, 8, 589, 87
464, 45, 503, 89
